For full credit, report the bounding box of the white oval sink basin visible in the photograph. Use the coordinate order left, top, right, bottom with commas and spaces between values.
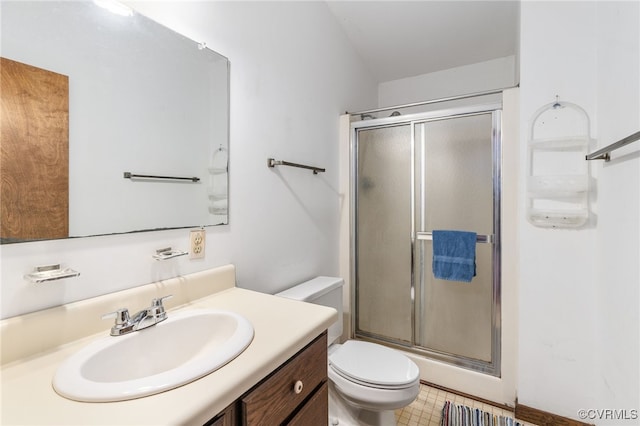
53, 309, 254, 402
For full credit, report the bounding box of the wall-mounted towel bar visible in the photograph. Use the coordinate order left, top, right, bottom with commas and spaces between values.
123, 172, 200, 182
585, 130, 640, 162
416, 232, 494, 244
267, 158, 325, 174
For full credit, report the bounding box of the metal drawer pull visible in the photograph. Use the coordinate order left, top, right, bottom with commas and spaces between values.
293, 380, 304, 394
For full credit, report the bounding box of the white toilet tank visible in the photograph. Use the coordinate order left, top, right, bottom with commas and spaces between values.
276, 276, 344, 345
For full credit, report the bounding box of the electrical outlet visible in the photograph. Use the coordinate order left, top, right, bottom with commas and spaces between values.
189, 229, 206, 259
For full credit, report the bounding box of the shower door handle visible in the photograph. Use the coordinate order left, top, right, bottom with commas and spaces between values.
416, 232, 494, 244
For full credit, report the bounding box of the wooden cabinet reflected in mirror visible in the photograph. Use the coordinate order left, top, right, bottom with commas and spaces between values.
1, 58, 69, 243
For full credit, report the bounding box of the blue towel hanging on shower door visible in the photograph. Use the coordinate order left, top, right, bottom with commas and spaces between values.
432, 230, 477, 282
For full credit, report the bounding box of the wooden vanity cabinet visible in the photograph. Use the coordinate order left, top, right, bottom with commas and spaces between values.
205, 402, 238, 426
242, 332, 328, 425
205, 332, 328, 426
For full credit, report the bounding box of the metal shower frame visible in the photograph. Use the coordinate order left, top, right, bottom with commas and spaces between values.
349, 99, 504, 376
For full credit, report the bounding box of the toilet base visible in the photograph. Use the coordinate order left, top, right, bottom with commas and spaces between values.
328, 381, 398, 426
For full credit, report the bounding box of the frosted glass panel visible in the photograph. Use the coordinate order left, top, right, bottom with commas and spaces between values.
419, 243, 493, 361
356, 125, 412, 343
419, 114, 493, 234
415, 113, 494, 362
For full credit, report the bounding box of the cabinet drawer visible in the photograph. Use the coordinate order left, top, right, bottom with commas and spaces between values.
242, 333, 327, 425
286, 381, 328, 426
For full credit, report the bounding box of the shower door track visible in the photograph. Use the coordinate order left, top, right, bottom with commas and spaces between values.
355, 330, 498, 375
350, 102, 503, 377
348, 86, 516, 116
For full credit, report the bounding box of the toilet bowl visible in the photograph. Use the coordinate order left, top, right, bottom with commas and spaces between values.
329, 341, 420, 410
276, 277, 420, 426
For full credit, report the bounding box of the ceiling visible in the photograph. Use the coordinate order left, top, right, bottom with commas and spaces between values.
326, 1, 520, 83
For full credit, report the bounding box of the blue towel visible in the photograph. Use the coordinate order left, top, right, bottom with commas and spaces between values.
432, 230, 477, 282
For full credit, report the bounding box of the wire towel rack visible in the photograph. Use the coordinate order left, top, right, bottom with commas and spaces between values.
267, 158, 325, 174
585, 130, 640, 162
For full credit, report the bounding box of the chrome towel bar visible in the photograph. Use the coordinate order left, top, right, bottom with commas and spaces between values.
123, 172, 200, 182
267, 158, 325, 174
586, 130, 640, 162
416, 232, 494, 244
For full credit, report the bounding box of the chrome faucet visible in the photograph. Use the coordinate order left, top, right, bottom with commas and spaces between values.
102, 295, 173, 336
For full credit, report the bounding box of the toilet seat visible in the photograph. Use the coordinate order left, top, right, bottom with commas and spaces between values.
329, 340, 419, 390
329, 365, 417, 390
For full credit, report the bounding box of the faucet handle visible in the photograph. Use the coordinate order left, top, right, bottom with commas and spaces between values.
102, 308, 130, 325
102, 308, 133, 335
151, 294, 173, 308
149, 295, 173, 321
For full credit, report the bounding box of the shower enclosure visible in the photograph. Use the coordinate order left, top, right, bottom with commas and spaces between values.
352, 102, 502, 375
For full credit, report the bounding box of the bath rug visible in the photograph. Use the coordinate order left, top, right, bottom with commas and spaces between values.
441, 400, 522, 426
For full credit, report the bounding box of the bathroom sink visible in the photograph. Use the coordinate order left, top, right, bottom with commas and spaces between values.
53, 309, 254, 402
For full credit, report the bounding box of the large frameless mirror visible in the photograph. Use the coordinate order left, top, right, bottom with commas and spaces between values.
1, 1, 229, 244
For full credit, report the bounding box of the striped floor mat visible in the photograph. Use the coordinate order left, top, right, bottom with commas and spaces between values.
441, 401, 522, 426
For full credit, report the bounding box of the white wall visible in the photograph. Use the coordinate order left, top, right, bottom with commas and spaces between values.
594, 1, 639, 423
518, 1, 639, 423
0, 1, 377, 319
378, 55, 517, 108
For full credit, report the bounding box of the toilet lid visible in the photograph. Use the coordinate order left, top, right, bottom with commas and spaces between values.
329, 340, 419, 387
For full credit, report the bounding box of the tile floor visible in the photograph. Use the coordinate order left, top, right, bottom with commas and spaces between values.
395, 384, 538, 426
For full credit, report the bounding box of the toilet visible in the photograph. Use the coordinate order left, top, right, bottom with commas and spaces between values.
276, 277, 420, 426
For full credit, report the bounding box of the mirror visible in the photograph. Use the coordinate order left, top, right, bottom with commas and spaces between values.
0, 1, 229, 244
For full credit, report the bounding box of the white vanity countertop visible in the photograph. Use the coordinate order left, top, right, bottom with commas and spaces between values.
0, 287, 337, 425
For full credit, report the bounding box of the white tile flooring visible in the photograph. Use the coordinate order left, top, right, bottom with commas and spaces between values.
395, 384, 538, 426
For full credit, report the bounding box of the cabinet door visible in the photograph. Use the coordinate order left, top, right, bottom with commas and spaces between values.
204, 401, 238, 426
1, 57, 69, 241
242, 333, 327, 425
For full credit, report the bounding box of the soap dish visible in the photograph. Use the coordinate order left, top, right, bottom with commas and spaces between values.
25, 264, 81, 283
152, 247, 188, 261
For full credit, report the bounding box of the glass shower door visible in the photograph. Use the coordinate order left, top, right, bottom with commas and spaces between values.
352, 106, 502, 376
355, 124, 413, 344
414, 112, 500, 373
